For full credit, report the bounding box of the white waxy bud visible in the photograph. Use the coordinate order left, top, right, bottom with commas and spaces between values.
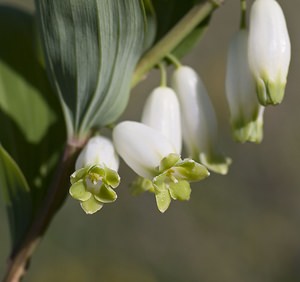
141, 86, 182, 154
226, 29, 265, 143
112, 121, 176, 179
75, 136, 119, 171
172, 66, 231, 175
248, 0, 291, 105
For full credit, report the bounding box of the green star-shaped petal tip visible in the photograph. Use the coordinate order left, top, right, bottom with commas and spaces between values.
152, 153, 210, 213
69, 164, 120, 214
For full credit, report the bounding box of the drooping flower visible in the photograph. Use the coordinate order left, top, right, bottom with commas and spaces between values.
248, 0, 291, 106
69, 136, 120, 214
113, 121, 209, 212
141, 86, 182, 154
226, 29, 265, 143
172, 66, 231, 175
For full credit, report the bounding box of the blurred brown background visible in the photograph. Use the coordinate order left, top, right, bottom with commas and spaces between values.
1, 0, 300, 281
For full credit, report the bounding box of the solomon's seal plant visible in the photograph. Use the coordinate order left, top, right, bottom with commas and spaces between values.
0, 0, 293, 280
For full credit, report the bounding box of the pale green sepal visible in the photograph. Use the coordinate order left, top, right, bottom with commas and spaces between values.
158, 153, 181, 173
89, 165, 105, 177
70, 166, 91, 184
80, 196, 103, 215
232, 118, 263, 144
199, 153, 232, 175
69, 180, 92, 201
130, 177, 155, 196
168, 181, 191, 201
173, 159, 210, 182
94, 185, 117, 204
104, 167, 120, 188
256, 77, 286, 106
154, 184, 171, 213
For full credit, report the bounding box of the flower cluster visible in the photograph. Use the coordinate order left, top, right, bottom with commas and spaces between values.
69, 0, 291, 215
112, 65, 232, 213
69, 136, 120, 214
70, 65, 232, 213
225, 0, 290, 143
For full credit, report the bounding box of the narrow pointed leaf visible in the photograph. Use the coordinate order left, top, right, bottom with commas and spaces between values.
0, 6, 66, 251
0, 7, 65, 200
36, 0, 149, 136
0, 146, 33, 250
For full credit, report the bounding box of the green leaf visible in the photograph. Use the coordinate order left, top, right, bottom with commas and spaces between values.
150, 0, 210, 58
36, 0, 149, 136
0, 146, 33, 250
0, 6, 66, 250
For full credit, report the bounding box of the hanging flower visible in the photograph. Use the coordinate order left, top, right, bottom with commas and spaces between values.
113, 121, 209, 213
69, 136, 120, 214
226, 29, 265, 143
172, 66, 231, 175
248, 0, 291, 106
141, 86, 182, 154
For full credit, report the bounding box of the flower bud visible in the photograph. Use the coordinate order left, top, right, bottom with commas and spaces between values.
248, 0, 291, 106
141, 87, 182, 154
172, 66, 231, 175
226, 29, 265, 143
70, 136, 120, 214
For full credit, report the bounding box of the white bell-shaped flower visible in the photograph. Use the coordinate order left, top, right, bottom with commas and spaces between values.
172, 66, 231, 175
141, 86, 182, 154
226, 29, 265, 143
113, 121, 209, 213
248, 0, 291, 106
70, 136, 120, 214
75, 136, 119, 171
113, 121, 176, 179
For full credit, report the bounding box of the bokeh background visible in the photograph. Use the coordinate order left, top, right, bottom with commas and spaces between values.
1, 0, 300, 281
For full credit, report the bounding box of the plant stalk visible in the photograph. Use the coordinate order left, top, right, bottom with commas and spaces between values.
132, 0, 224, 87
3, 139, 85, 282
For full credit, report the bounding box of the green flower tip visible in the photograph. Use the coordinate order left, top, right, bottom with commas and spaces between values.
152, 153, 209, 213
256, 77, 286, 106
69, 165, 120, 214
199, 152, 232, 175
232, 119, 263, 144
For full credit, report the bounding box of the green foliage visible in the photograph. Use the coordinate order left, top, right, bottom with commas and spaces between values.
151, 0, 210, 57
0, 146, 32, 250
0, 6, 65, 250
36, 0, 150, 137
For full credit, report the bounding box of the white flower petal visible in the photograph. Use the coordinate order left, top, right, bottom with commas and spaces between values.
113, 121, 176, 179
248, 0, 290, 105
171, 66, 218, 158
226, 29, 265, 143
226, 30, 259, 121
75, 136, 119, 171
141, 87, 182, 154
